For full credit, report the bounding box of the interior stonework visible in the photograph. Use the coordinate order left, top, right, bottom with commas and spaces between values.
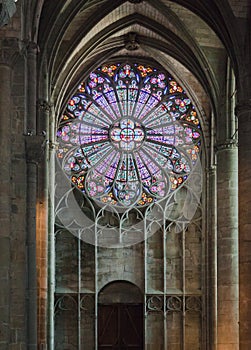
0, 1, 250, 349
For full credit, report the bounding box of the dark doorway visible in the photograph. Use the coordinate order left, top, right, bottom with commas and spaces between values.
98, 281, 144, 349
98, 303, 143, 349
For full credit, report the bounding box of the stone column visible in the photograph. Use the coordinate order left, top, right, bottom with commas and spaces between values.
24, 41, 39, 350
37, 99, 50, 349
207, 112, 217, 349
236, 101, 251, 349
216, 140, 239, 350
208, 164, 217, 350
25, 135, 45, 350
25, 41, 38, 133
0, 42, 14, 349
215, 59, 239, 349
47, 105, 56, 350
0, 38, 20, 348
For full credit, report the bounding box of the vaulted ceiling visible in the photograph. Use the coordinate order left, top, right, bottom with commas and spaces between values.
29, 0, 249, 120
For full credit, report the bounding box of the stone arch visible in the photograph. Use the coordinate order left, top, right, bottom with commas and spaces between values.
98, 280, 143, 304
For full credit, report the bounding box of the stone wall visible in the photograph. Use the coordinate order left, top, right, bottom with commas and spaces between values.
54, 211, 204, 349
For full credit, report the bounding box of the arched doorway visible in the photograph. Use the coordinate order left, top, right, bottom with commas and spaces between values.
98, 281, 143, 349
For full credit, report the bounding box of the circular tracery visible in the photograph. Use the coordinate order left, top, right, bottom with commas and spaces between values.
110, 118, 145, 151
57, 63, 201, 208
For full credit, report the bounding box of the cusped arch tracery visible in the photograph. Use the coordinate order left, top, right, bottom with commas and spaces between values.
57, 62, 201, 209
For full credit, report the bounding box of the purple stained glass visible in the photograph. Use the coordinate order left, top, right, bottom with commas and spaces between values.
57, 62, 201, 207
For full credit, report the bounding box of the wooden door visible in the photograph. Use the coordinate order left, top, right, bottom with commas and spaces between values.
98, 303, 143, 349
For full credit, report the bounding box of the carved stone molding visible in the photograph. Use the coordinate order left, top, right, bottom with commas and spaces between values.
146, 295, 202, 314
146, 295, 164, 312
80, 294, 95, 312
54, 294, 78, 316
206, 165, 216, 175
0, 38, 20, 67
185, 296, 202, 312
166, 296, 182, 312
19, 40, 39, 58
37, 99, 51, 113
125, 32, 140, 51
216, 139, 238, 152
25, 135, 46, 164
54, 293, 95, 319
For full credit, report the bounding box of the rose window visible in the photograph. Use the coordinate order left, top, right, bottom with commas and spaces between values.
57, 63, 201, 208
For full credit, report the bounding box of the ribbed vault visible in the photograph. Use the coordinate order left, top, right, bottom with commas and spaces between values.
36, 0, 237, 125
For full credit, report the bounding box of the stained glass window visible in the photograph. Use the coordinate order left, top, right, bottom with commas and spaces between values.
57, 63, 201, 208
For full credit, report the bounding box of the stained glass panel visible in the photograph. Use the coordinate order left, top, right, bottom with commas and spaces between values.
57, 63, 201, 208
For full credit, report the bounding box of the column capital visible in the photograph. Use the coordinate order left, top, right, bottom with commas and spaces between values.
25, 135, 46, 164
216, 139, 238, 152
0, 38, 20, 67
19, 40, 39, 57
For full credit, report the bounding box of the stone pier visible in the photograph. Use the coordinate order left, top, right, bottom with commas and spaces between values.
0, 46, 12, 350
217, 141, 239, 350
236, 102, 251, 350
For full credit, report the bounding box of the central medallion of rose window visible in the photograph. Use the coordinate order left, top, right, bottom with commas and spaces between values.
110, 118, 145, 151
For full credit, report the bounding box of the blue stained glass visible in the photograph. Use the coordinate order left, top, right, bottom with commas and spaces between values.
134, 153, 151, 180
143, 144, 169, 168
57, 62, 202, 207
116, 155, 128, 182
105, 90, 122, 118
119, 64, 136, 79
116, 88, 127, 115
82, 143, 109, 158
105, 153, 120, 180
133, 91, 151, 119
93, 150, 117, 177
93, 94, 116, 120
86, 109, 110, 126
86, 144, 112, 166
128, 87, 138, 115
138, 95, 159, 120
79, 134, 107, 144
139, 150, 160, 175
